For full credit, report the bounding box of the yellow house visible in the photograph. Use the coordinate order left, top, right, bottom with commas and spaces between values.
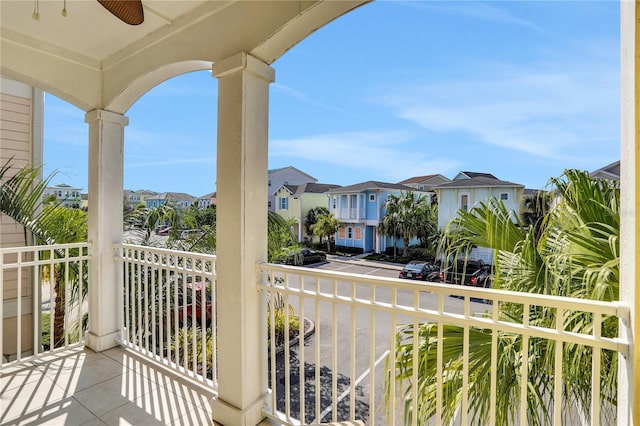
274, 182, 340, 243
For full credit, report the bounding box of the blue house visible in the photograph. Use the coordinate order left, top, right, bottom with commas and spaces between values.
326, 181, 430, 253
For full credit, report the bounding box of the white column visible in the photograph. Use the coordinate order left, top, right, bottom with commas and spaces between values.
619, 2, 636, 424
85, 109, 127, 352
211, 52, 274, 425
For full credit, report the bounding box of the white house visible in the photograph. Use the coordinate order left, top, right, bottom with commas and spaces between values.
434, 171, 524, 229
43, 182, 82, 208
268, 166, 317, 211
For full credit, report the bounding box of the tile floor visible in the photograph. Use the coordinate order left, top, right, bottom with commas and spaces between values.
0, 346, 216, 425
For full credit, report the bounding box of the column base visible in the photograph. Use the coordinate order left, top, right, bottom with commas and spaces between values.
85, 330, 119, 352
211, 393, 267, 426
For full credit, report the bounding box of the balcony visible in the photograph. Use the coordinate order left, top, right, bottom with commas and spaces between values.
1, 243, 631, 425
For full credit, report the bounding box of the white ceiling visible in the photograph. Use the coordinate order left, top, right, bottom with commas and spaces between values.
0, 0, 368, 112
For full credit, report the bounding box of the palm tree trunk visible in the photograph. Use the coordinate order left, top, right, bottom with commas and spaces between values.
53, 269, 65, 348
403, 237, 410, 257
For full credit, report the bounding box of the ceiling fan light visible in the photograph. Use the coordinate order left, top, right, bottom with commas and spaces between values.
97, 0, 144, 25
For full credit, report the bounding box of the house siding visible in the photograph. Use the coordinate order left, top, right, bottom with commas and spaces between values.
1, 77, 42, 359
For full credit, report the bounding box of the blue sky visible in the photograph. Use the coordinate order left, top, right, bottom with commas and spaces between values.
43, 1, 620, 197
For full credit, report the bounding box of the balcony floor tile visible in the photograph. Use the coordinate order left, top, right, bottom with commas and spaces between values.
1, 346, 216, 426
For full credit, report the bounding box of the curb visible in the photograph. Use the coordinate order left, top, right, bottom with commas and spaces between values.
327, 256, 404, 271
269, 316, 315, 357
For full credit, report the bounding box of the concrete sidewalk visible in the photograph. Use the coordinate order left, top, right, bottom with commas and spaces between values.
326, 253, 405, 271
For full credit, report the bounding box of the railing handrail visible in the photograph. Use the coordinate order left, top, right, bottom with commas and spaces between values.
114, 243, 217, 262
259, 262, 628, 316
0, 242, 88, 255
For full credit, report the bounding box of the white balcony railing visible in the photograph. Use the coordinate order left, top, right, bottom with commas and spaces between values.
258, 262, 630, 426
0, 243, 89, 366
113, 244, 217, 389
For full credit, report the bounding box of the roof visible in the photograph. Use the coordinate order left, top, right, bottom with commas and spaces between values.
435, 176, 524, 189
146, 192, 195, 201
327, 180, 424, 193
292, 183, 341, 195
454, 171, 498, 180
199, 192, 216, 199
267, 166, 317, 182
590, 160, 620, 180
397, 174, 438, 184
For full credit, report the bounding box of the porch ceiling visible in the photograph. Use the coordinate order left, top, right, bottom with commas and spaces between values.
0, 0, 367, 112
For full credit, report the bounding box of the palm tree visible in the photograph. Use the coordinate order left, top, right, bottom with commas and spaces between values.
385, 169, 619, 425
304, 206, 329, 240
381, 191, 429, 258
1, 160, 88, 348
311, 213, 339, 253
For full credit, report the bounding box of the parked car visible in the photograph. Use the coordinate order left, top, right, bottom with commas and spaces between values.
300, 248, 327, 264
439, 258, 492, 288
158, 226, 172, 236
283, 248, 327, 266
155, 224, 170, 235
399, 261, 440, 281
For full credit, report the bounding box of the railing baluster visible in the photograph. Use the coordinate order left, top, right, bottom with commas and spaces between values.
490, 300, 499, 426
314, 275, 321, 423
554, 308, 564, 425
16, 251, 22, 361
331, 278, 338, 422
520, 303, 530, 426
591, 313, 601, 426
299, 276, 306, 423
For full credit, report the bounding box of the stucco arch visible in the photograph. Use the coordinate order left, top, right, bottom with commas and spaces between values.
105, 60, 212, 114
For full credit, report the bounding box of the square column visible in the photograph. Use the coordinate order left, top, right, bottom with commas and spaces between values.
85, 109, 127, 352
620, 2, 637, 424
212, 53, 275, 425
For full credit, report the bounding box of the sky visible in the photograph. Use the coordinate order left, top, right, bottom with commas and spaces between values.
43, 1, 620, 197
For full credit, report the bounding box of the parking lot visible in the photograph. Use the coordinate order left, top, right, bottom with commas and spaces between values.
272, 258, 492, 424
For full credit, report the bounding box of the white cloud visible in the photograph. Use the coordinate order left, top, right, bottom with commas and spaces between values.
381, 59, 618, 161
271, 131, 462, 182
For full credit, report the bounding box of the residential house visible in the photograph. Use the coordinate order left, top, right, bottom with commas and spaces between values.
434, 171, 525, 230
273, 182, 341, 242
590, 160, 620, 181
43, 182, 82, 208
124, 189, 158, 211
398, 174, 450, 194
268, 166, 317, 211
145, 192, 196, 209
327, 181, 430, 253
198, 192, 217, 208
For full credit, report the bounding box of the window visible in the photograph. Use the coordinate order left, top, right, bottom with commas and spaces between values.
355, 227, 362, 240
268, 201, 272, 208
347, 227, 353, 239
268, 180, 271, 186
500, 193, 509, 201
332, 197, 337, 209
460, 194, 469, 211
338, 227, 345, 238
369, 194, 376, 202
278, 197, 288, 210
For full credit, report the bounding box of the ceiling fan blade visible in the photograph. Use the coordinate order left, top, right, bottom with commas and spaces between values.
97, 0, 144, 25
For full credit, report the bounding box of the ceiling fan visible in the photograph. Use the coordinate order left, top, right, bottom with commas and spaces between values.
97, 0, 144, 25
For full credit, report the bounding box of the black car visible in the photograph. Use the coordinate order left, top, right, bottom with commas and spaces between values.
284, 248, 327, 266
399, 261, 440, 282
300, 248, 327, 265
439, 258, 492, 288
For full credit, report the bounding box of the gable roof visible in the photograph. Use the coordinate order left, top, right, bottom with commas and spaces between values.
146, 192, 196, 202
327, 180, 422, 193
455, 171, 498, 180
590, 160, 620, 180
435, 176, 524, 189
293, 183, 341, 195
398, 174, 438, 184
267, 166, 317, 182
